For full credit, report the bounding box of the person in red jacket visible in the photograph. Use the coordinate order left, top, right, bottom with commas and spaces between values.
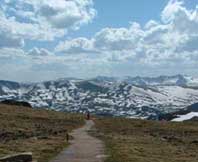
86, 112, 90, 120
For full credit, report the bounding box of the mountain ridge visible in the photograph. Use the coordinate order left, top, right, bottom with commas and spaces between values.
1, 75, 198, 119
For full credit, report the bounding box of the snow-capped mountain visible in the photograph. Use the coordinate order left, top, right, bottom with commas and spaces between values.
0, 75, 198, 119
95, 74, 198, 87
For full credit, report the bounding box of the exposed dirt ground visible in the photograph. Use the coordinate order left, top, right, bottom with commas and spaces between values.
50, 120, 105, 162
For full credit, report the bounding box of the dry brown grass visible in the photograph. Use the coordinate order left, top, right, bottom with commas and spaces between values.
94, 117, 198, 162
0, 104, 84, 162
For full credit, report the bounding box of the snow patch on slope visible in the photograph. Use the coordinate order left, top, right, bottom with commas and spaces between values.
172, 112, 198, 122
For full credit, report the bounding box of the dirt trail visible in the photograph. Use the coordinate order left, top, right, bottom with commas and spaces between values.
50, 120, 105, 162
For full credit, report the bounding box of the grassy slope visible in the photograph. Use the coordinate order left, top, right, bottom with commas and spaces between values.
0, 104, 84, 162
94, 117, 198, 162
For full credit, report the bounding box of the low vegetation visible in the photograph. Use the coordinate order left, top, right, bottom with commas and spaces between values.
94, 117, 198, 162
0, 104, 84, 162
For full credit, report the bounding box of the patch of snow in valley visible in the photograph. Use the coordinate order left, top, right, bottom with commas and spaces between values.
172, 112, 198, 122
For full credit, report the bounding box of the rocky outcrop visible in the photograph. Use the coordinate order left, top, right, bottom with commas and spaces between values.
0, 152, 33, 162
0, 100, 32, 108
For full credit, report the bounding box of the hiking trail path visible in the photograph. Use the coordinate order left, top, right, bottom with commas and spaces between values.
50, 120, 105, 162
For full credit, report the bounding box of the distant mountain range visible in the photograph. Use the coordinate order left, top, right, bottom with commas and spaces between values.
94, 74, 198, 87
1, 75, 198, 119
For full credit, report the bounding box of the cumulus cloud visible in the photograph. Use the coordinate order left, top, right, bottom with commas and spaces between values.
56, 0, 198, 64
0, 30, 24, 48
38, 0, 96, 29
0, 48, 25, 59
28, 48, 53, 56
0, 0, 198, 81
55, 38, 96, 54
176, 35, 198, 52
94, 23, 143, 51
0, 14, 65, 41
55, 22, 144, 53
0, 0, 96, 41
162, 0, 198, 34
161, 0, 185, 23
0, 47, 110, 81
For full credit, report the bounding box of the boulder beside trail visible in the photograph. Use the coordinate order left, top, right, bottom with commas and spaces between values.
0, 152, 33, 162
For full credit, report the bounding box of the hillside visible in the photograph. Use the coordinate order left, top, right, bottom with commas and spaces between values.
94, 117, 198, 162
1, 75, 198, 119
2, 103, 198, 162
0, 104, 84, 162
159, 103, 198, 121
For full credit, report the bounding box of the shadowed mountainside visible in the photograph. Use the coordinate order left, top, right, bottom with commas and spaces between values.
0, 100, 32, 107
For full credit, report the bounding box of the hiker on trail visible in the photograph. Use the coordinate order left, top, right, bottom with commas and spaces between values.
86, 112, 90, 120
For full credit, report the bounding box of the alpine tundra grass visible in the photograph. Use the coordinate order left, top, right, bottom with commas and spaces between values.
0, 104, 84, 162
94, 117, 198, 162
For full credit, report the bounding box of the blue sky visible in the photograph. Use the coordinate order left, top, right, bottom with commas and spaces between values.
71, 0, 169, 36
0, 0, 198, 81
69, 0, 197, 37
28, 0, 171, 50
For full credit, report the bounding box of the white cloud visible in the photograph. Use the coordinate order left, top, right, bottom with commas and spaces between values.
0, 15, 65, 41
55, 38, 95, 54
53, 0, 198, 79
56, 0, 198, 60
162, 0, 198, 35
144, 20, 159, 29
176, 35, 198, 52
161, 0, 185, 23
0, 0, 198, 81
94, 23, 143, 51
0, 29, 24, 48
28, 48, 53, 56
0, 0, 96, 41
55, 22, 144, 53
0, 47, 110, 81
37, 0, 96, 29
0, 48, 25, 59
143, 25, 169, 45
